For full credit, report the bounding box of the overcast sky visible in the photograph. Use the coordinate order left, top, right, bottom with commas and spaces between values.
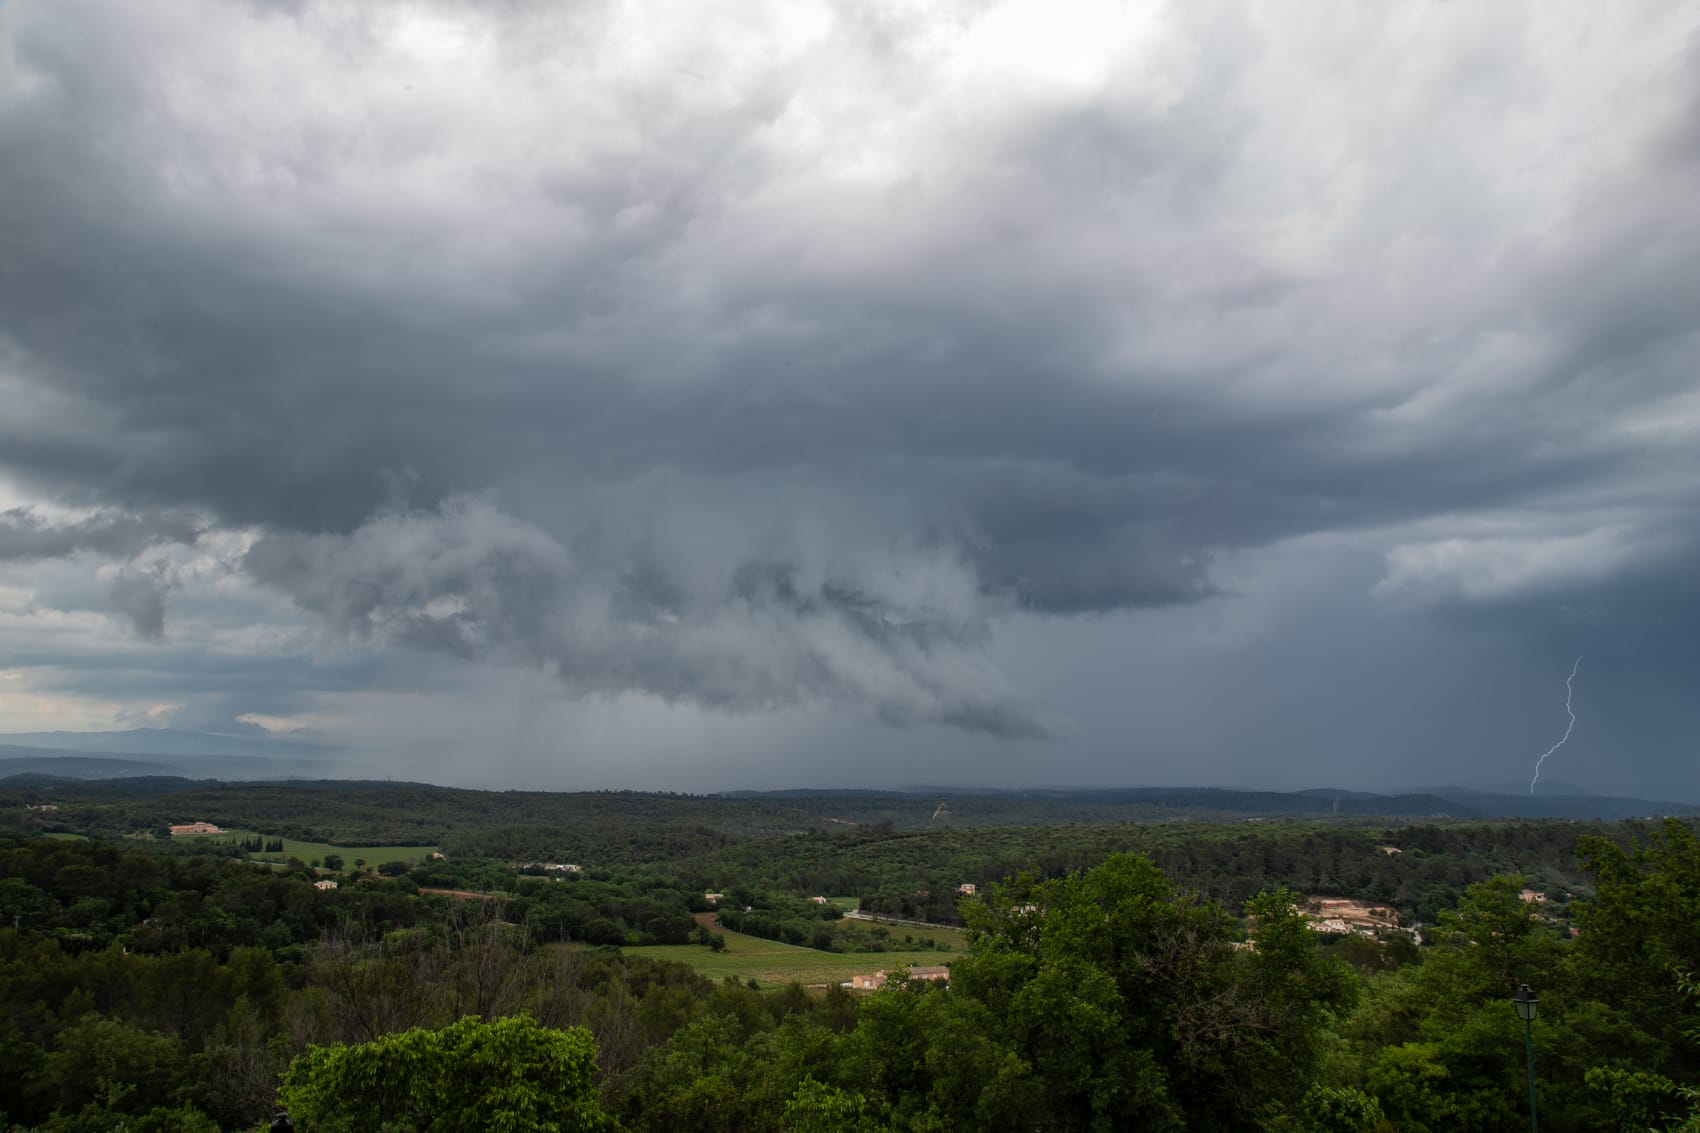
2, 0, 1697, 797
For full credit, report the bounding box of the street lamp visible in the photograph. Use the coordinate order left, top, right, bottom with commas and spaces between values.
1513, 984, 1538, 1132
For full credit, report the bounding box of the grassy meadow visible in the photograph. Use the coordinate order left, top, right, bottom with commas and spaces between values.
834, 915, 968, 952
621, 925, 953, 988
176, 828, 437, 867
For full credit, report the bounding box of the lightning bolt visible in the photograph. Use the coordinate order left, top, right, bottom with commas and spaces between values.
1529, 656, 1582, 795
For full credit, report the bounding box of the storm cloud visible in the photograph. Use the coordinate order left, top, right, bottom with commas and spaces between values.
1, 0, 1697, 791
0, 508, 202, 562
242, 494, 1050, 734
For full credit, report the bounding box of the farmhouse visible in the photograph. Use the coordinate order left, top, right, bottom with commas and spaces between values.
845, 965, 951, 991
313, 880, 338, 891
169, 822, 222, 836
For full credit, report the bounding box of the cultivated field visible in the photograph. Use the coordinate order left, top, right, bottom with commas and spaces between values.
834, 914, 968, 952
621, 926, 953, 989
177, 828, 438, 867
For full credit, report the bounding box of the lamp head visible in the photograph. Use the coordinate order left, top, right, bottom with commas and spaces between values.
1513, 983, 1538, 1022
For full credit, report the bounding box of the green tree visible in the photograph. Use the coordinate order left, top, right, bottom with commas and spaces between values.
279, 1014, 617, 1132
944, 855, 1351, 1130
1576, 819, 1700, 1046
0, 876, 59, 929
620, 1014, 758, 1133
1290, 1084, 1385, 1133
782, 1077, 890, 1132
1428, 874, 1560, 997
34, 1015, 197, 1123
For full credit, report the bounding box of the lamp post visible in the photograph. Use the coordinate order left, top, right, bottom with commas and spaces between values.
1513, 983, 1538, 1133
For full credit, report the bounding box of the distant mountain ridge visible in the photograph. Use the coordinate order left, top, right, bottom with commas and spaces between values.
2, 741, 1691, 821
730, 784, 1700, 823
0, 730, 339, 782
0, 728, 331, 759
0, 750, 193, 778
1402, 780, 1600, 798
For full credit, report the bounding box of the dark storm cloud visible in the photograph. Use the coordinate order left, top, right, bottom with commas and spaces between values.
0, 508, 202, 562
1, 0, 1697, 753
107, 568, 170, 642
243, 495, 1052, 734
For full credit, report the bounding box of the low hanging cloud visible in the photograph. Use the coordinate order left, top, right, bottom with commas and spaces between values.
243, 495, 1054, 736
0, 507, 204, 640
0, 507, 202, 562
1374, 529, 1644, 605
108, 567, 173, 641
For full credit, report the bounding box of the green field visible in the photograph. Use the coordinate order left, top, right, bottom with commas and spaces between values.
621, 926, 952, 988
835, 915, 968, 952
178, 829, 437, 867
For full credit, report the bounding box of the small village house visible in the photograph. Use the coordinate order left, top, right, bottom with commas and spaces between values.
846, 965, 950, 991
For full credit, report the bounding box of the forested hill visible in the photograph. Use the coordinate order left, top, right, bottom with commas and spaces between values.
6, 770, 1700, 1129
3, 780, 1690, 928
727, 786, 1473, 824
6, 777, 1694, 851
724, 784, 1697, 824
4, 812, 1699, 1130
0, 779, 826, 852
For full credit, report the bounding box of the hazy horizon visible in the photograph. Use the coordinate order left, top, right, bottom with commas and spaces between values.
3, 725, 1692, 807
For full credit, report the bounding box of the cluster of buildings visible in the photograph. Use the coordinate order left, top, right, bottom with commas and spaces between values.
1303, 897, 1404, 937
845, 965, 951, 991
1302, 886, 1555, 939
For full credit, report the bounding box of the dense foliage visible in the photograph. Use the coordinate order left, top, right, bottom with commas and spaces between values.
279, 1015, 616, 1132
1, 788, 1697, 1130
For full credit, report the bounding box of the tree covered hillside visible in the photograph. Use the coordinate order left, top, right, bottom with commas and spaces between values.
1, 804, 1697, 1129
